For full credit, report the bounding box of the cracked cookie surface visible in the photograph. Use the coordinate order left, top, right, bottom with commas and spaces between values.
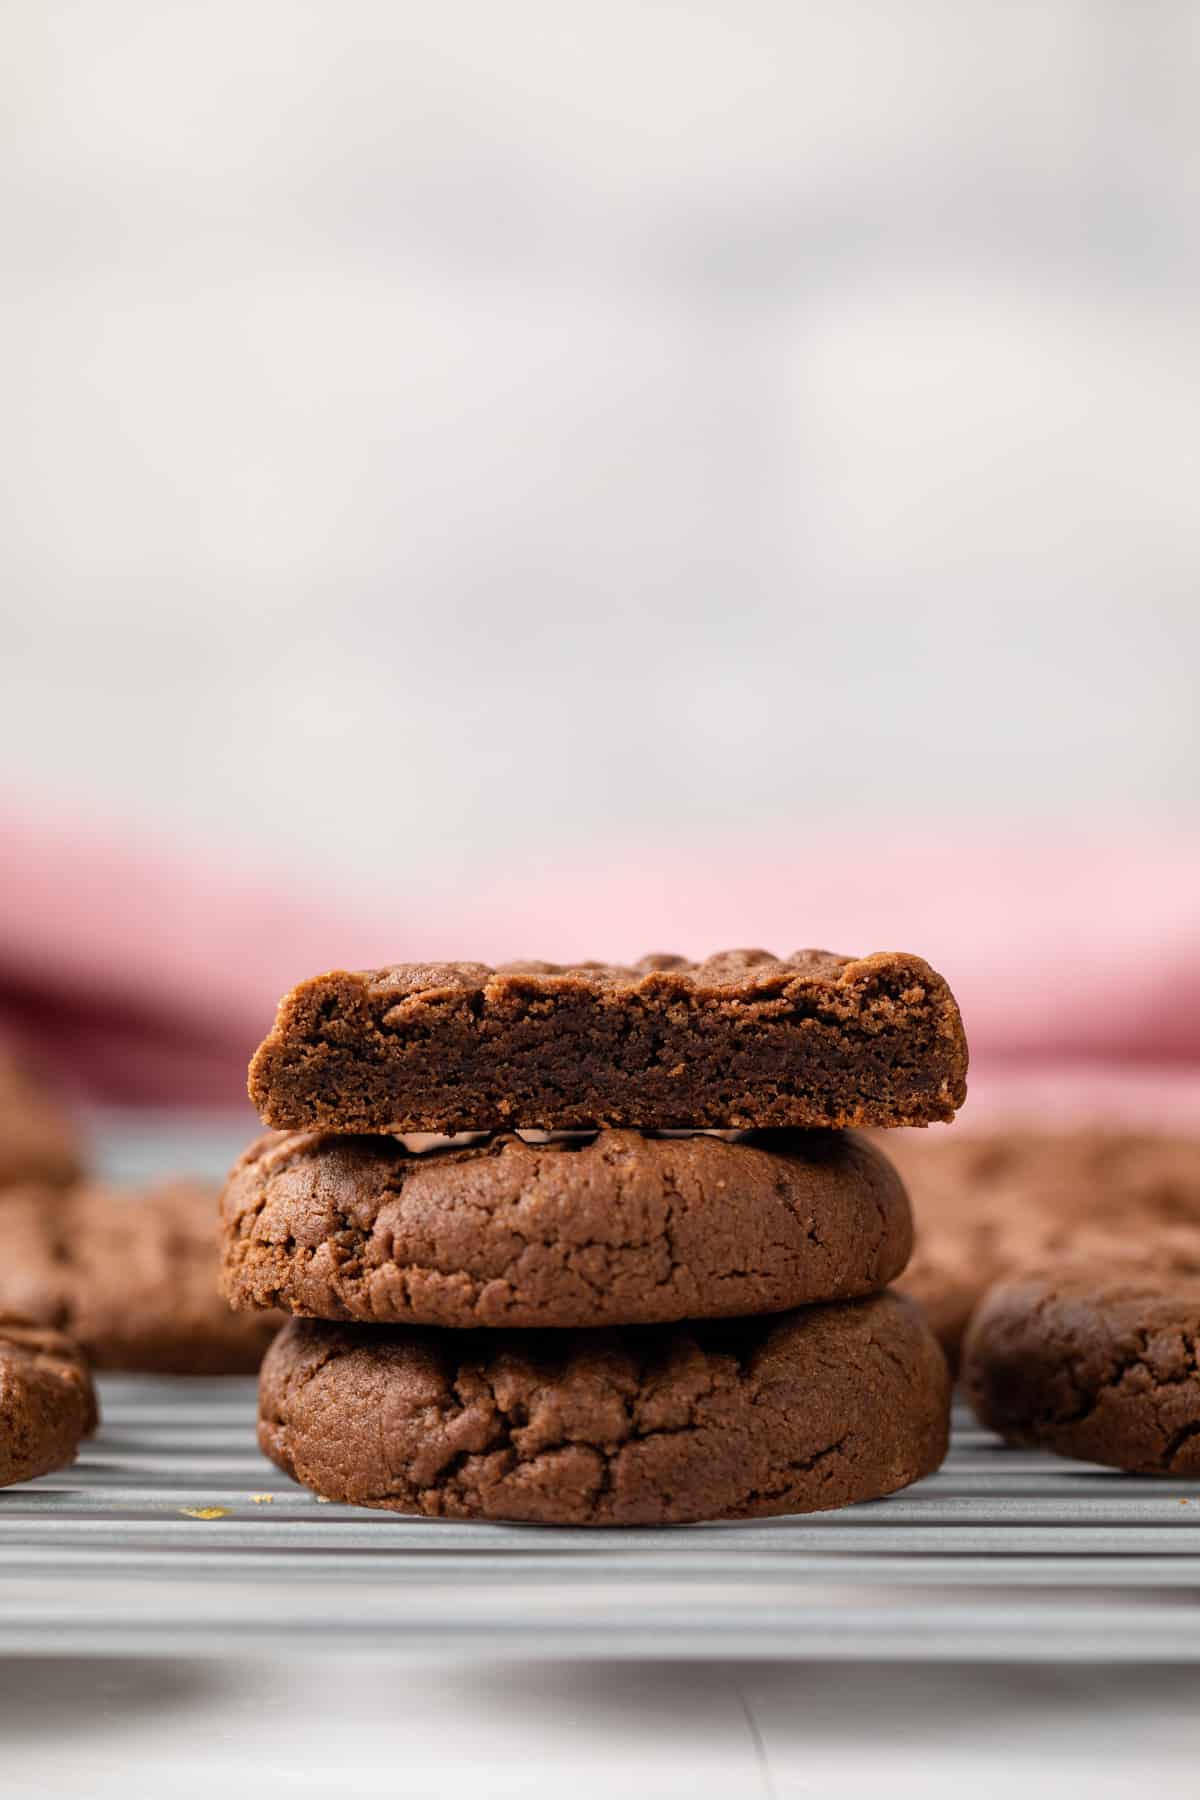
257, 1291, 950, 1525
222, 1126, 912, 1329
0, 1314, 97, 1487
247, 948, 968, 1132
962, 1256, 1200, 1472
0, 1181, 283, 1373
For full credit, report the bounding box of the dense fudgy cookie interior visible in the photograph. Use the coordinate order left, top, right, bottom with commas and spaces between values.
248, 948, 968, 1132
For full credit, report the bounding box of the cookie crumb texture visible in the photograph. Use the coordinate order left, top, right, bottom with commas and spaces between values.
963, 1258, 1200, 1474
0, 1182, 282, 1374
222, 1126, 912, 1329
248, 949, 968, 1132
0, 1316, 97, 1487
258, 1292, 950, 1526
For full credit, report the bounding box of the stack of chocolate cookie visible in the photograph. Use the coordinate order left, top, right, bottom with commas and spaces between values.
221, 949, 967, 1526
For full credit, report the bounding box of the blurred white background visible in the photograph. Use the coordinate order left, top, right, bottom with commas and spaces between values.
2, 0, 1198, 902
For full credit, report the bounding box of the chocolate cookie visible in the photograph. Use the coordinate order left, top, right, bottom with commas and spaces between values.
888, 1130, 1200, 1365
0, 1044, 82, 1188
0, 1316, 97, 1487
221, 1127, 912, 1329
248, 948, 968, 1133
258, 1291, 950, 1525
0, 1182, 282, 1373
962, 1254, 1200, 1473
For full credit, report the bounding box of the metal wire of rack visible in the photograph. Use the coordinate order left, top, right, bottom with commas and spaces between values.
2, 1378, 1198, 1661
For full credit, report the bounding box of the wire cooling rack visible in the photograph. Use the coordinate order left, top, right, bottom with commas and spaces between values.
2, 1380, 1198, 1661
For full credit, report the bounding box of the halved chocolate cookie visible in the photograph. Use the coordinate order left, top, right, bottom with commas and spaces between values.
248, 949, 968, 1132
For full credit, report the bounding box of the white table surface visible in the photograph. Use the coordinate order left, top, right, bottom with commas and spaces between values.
9, 1654, 1200, 1799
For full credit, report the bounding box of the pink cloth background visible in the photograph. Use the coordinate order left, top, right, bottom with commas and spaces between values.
2, 807, 1197, 1125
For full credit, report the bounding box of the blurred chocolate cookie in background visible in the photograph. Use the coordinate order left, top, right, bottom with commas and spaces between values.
885, 1129, 1200, 1367
0, 1041, 83, 1189
0, 1179, 281, 1373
